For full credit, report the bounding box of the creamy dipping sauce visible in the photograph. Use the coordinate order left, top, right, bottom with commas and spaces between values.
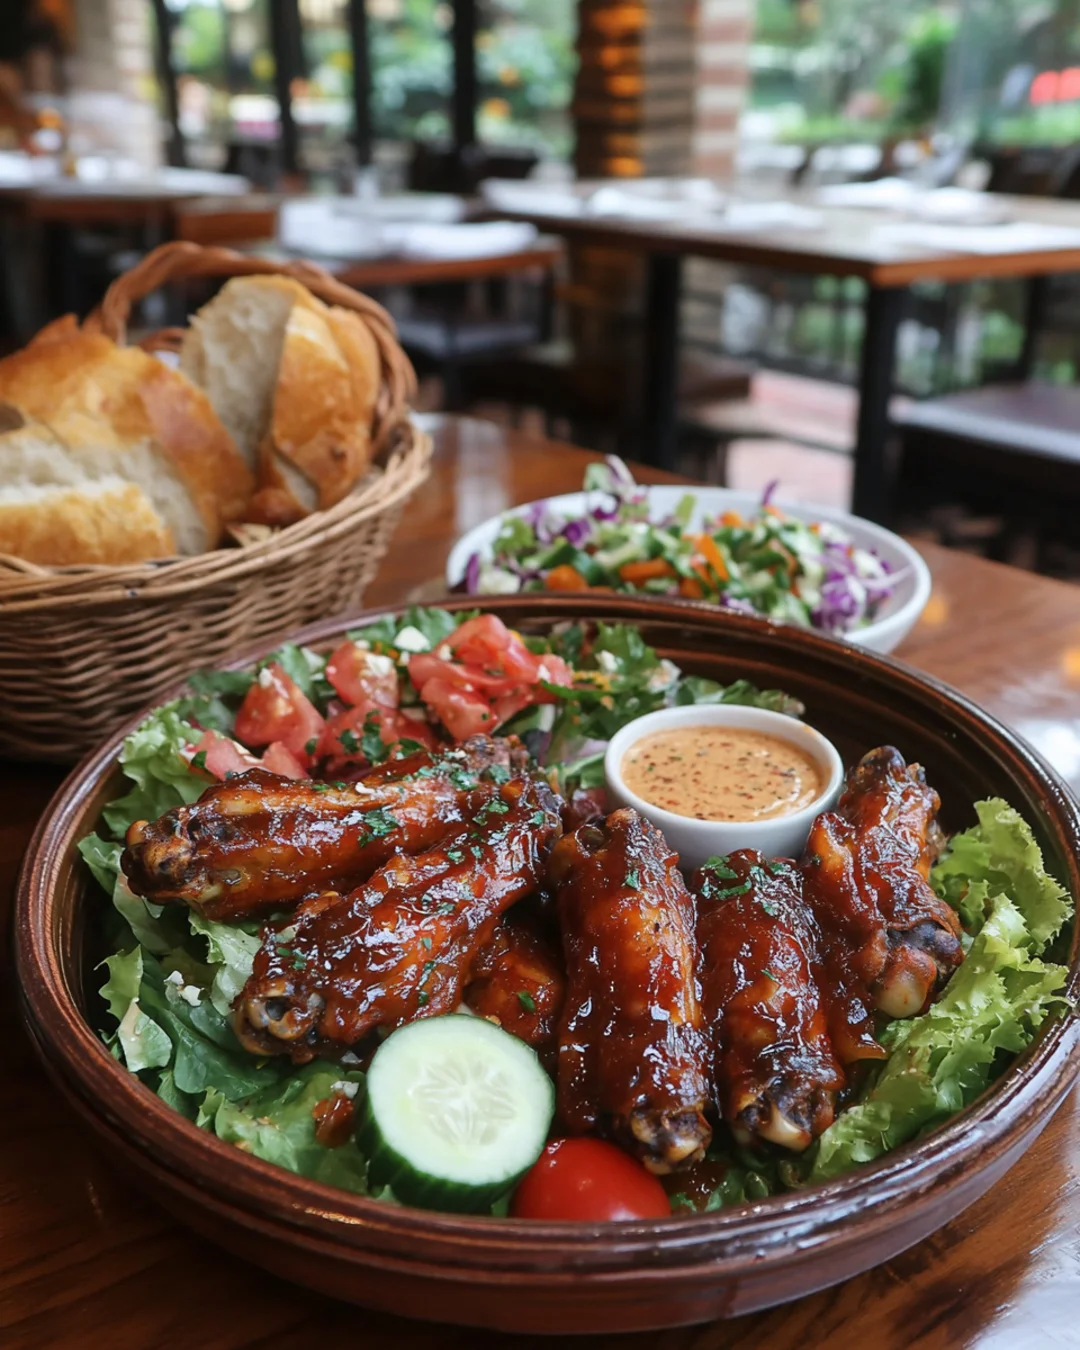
621, 725, 825, 822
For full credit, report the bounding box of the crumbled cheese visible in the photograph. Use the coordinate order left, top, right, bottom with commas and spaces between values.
596, 650, 619, 674
399, 705, 428, 722
352, 638, 371, 651
330, 1080, 360, 1099
435, 643, 452, 661
339, 1050, 362, 1065
257, 667, 274, 688
365, 652, 395, 677
394, 625, 431, 653
164, 967, 201, 1007
477, 565, 521, 596
646, 659, 680, 693
537, 663, 551, 681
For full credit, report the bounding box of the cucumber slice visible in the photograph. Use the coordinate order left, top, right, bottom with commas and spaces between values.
360, 1015, 555, 1213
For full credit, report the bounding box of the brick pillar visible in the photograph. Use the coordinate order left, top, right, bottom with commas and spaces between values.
70, 0, 161, 168
573, 0, 699, 179
693, 0, 754, 179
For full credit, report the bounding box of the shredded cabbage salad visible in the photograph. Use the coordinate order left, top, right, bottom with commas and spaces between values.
464, 459, 900, 636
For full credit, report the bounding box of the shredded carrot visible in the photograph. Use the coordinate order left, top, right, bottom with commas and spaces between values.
691, 560, 713, 588
618, 558, 675, 585
545, 564, 590, 592
720, 510, 744, 528
693, 534, 729, 582
679, 576, 704, 599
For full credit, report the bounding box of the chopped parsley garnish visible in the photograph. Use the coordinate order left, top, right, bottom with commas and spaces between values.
338, 727, 360, 754
191, 750, 208, 771
530, 810, 548, 827
436, 901, 457, 914
421, 935, 433, 950
305, 737, 318, 756
624, 868, 640, 889
469, 844, 485, 861
484, 763, 511, 785
447, 765, 479, 791
445, 847, 465, 864
359, 807, 400, 844
361, 712, 387, 763
766, 860, 788, 875
517, 991, 537, 1013
762, 968, 780, 983
396, 738, 425, 757
417, 991, 430, 1006
701, 857, 737, 880
759, 899, 779, 917
707, 881, 751, 901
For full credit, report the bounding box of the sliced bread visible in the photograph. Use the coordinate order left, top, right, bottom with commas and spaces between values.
180, 275, 382, 521
0, 329, 254, 555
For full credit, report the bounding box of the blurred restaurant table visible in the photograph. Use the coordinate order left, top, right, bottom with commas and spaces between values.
483, 179, 1080, 524
2, 415, 1079, 1350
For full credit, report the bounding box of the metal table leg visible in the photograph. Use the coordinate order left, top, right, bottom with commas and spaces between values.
851, 284, 905, 523
640, 253, 683, 470
1016, 275, 1049, 380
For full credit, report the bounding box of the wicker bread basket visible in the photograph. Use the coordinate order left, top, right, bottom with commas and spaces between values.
0, 242, 432, 762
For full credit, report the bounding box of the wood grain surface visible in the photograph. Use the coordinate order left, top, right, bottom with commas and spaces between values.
4, 415, 1080, 1350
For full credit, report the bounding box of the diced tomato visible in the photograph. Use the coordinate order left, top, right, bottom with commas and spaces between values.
260, 741, 309, 779
189, 730, 260, 781
234, 663, 325, 766
325, 641, 400, 709
319, 702, 438, 770
408, 651, 512, 696
408, 615, 574, 743
414, 677, 496, 741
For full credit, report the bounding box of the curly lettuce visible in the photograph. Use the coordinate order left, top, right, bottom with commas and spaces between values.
809, 799, 1072, 1180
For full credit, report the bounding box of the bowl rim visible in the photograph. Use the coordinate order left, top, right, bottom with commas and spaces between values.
442, 485, 934, 649
603, 703, 845, 841
14, 594, 1080, 1275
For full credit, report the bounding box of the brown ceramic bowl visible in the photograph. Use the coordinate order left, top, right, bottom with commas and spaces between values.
15, 596, 1080, 1335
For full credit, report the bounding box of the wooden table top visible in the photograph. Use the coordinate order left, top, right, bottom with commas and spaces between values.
4, 414, 1080, 1350
490, 184, 1080, 287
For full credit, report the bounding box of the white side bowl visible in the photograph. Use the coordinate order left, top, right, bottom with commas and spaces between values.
603, 705, 844, 872
445, 486, 932, 655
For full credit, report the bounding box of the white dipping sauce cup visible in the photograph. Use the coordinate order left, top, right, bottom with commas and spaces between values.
604, 705, 844, 873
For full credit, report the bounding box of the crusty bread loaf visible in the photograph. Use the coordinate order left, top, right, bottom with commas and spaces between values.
0, 327, 254, 556
180, 275, 381, 522
0, 475, 174, 566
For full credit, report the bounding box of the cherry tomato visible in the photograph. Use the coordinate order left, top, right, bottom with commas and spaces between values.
510, 1138, 671, 1222
325, 641, 399, 709
234, 664, 325, 765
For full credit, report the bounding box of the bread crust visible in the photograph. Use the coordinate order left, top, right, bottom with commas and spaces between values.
180, 275, 384, 518
0, 328, 253, 551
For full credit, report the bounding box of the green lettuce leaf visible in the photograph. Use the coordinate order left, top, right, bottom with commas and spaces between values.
809, 799, 1072, 1182
78, 833, 122, 895
198, 1064, 369, 1193
932, 799, 1070, 949
99, 948, 173, 1074
101, 705, 204, 838
188, 913, 261, 1016
348, 605, 475, 652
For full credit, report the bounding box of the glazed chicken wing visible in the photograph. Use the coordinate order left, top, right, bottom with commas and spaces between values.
464, 911, 565, 1064
550, 809, 712, 1174
121, 735, 527, 921
802, 746, 963, 1062
693, 851, 845, 1153
234, 776, 563, 1061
